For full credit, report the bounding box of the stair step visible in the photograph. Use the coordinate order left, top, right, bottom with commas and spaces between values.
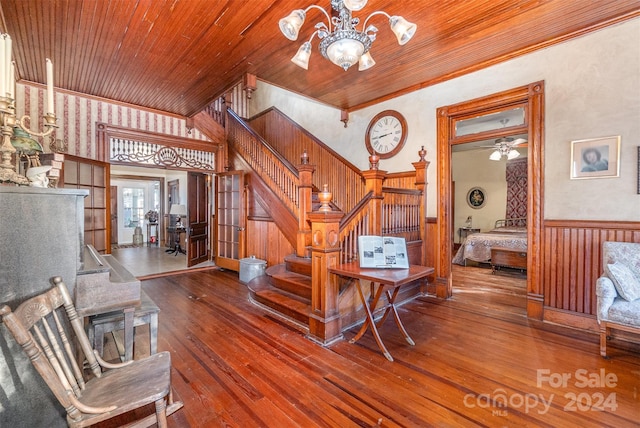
284, 255, 312, 276
270, 269, 312, 300
248, 274, 310, 324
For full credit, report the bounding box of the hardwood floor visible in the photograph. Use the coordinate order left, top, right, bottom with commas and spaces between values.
107, 267, 640, 427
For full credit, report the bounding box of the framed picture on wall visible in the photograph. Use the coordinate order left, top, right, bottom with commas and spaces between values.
466, 187, 486, 209
570, 136, 620, 179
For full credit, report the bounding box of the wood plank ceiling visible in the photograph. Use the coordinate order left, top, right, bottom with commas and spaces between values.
1, 0, 638, 118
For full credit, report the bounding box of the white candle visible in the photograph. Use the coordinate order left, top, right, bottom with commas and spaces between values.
46, 58, 54, 114
8, 61, 14, 99
2, 34, 11, 97
0, 35, 6, 97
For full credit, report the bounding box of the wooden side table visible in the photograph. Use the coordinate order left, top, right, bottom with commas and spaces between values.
329, 262, 434, 361
147, 222, 159, 246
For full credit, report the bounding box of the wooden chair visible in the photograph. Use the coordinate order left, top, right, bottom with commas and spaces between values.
0, 276, 183, 427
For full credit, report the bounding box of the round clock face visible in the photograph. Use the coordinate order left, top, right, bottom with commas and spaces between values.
365, 110, 408, 159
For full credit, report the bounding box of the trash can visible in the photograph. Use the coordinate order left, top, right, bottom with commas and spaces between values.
239, 255, 266, 284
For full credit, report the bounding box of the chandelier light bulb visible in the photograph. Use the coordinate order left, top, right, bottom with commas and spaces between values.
279, 10, 306, 41
291, 41, 312, 69
326, 37, 364, 70
343, 0, 368, 12
358, 50, 375, 71
489, 150, 502, 161
389, 16, 417, 45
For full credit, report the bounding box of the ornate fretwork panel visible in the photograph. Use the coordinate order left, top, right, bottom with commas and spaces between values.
109, 137, 215, 171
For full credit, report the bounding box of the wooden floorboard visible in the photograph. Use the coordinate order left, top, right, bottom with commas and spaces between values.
102, 266, 639, 427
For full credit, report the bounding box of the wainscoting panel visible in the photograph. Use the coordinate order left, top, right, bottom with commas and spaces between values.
542, 220, 640, 324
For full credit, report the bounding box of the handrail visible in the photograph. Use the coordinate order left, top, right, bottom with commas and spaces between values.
248, 107, 366, 213
227, 110, 300, 215
224, 106, 426, 267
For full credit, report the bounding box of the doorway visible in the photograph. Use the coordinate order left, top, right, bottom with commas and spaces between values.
436, 81, 545, 320
450, 126, 529, 315
110, 175, 164, 247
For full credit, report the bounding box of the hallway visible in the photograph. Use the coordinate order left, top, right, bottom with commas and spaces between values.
110, 246, 217, 279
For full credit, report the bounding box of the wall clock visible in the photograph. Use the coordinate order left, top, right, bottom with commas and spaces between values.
365, 110, 408, 159
466, 187, 486, 209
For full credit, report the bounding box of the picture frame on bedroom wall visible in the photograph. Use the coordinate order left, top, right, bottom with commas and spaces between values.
570, 136, 620, 180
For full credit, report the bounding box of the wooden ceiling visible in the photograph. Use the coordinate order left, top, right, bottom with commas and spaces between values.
1, 0, 638, 118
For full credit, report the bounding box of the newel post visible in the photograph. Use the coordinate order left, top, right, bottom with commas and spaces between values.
307, 185, 344, 345
361, 154, 386, 236
297, 150, 315, 257
412, 146, 430, 266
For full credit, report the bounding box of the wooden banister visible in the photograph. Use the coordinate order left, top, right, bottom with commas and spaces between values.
248, 108, 366, 214
227, 110, 300, 216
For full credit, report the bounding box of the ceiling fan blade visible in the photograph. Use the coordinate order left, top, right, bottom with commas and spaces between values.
511, 138, 527, 146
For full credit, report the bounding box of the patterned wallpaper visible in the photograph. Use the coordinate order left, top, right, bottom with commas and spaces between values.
14, 82, 210, 160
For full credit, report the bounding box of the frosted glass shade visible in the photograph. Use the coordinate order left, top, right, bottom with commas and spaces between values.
389, 16, 417, 45
343, 0, 368, 11
489, 150, 502, 161
358, 51, 375, 71
291, 42, 312, 69
279, 10, 306, 41
326, 37, 365, 70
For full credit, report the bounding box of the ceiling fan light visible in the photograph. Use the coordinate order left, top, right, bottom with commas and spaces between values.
279, 10, 306, 41
358, 51, 375, 71
389, 16, 417, 45
326, 37, 364, 70
291, 42, 312, 69
343, 0, 368, 12
489, 150, 502, 161
507, 149, 520, 160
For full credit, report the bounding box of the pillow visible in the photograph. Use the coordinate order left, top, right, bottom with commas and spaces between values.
606, 262, 640, 302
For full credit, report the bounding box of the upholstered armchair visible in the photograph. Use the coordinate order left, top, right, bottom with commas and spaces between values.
595, 241, 640, 357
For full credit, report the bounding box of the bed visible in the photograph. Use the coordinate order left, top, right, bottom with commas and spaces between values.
452, 218, 527, 266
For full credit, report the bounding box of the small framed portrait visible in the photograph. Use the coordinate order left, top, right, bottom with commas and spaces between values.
466, 187, 486, 209
570, 136, 620, 179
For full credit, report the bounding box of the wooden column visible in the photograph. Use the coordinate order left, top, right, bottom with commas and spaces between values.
412, 146, 429, 267
307, 206, 344, 345
296, 151, 315, 257
361, 155, 386, 236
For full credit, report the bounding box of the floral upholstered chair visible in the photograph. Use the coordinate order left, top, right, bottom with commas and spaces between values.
595, 241, 640, 357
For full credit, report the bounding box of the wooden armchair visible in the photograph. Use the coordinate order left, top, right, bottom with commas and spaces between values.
0, 276, 183, 427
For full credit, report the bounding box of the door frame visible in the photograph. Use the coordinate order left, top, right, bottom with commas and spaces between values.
436, 81, 545, 319
111, 174, 165, 247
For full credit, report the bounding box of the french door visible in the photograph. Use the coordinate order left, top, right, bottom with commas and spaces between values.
215, 171, 245, 271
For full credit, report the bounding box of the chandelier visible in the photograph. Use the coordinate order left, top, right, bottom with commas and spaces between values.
279, 0, 417, 71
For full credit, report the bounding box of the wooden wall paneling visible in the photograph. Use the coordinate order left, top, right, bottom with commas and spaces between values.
246, 219, 294, 268
541, 220, 640, 331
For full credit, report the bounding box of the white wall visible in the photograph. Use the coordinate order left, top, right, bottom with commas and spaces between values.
452, 150, 509, 235
251, 18, 640, 221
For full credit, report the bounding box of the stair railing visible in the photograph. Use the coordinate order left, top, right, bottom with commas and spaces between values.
248, 107, 366, 214
227, 109, 300, 217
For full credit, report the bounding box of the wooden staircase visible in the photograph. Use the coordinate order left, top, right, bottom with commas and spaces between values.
246, 255, 312, 330
221, 107, 428, 342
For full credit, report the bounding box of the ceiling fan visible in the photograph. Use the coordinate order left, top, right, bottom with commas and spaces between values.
484, 137, 528, 161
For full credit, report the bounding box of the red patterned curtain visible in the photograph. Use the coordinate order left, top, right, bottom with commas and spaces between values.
505, 158, 527, 221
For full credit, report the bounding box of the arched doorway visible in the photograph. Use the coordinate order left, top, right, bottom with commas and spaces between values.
436, 81, 545, 319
